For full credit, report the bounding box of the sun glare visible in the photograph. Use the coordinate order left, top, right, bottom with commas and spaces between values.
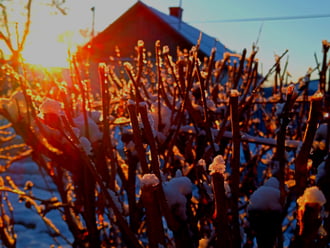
22, 39, 71, 68
20, 3, 88, 68
21, 29, 85, 68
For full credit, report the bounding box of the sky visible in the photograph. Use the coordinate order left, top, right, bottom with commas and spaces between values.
2, 0, 330, 82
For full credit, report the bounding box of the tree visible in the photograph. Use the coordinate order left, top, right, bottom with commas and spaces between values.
0, 0, 67, 70
0, 0, 32, 69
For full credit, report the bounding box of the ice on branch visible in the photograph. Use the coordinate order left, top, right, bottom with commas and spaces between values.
141, 173, 160, 188
248, 177, 282, 211
209, 155, 226, 175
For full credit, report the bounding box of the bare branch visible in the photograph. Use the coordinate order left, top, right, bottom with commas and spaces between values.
0, 3, 12, 42
18, 0, 32, 52
51, 0, 67, 15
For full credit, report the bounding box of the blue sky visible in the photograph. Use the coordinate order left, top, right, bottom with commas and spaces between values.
135, 0, 330, 81
3, 0, 330, 82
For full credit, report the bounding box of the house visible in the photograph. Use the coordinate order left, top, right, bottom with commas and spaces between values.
77, 1, 234, 86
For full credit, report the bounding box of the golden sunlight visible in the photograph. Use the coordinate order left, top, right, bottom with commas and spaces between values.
22, 38, 70, 68
21, 29, 84, 68
20, 3, 88, 68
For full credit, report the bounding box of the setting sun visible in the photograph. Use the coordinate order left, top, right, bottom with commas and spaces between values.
21, 8, 88, 68
21, 28, 87, 68
0, 1, 91, 68
0, 1, 135, 69
22, 38, 71, 68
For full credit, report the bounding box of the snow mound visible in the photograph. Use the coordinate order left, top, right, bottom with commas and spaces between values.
264, 177, 280, 189
163, 176, 192, 220
248, 177, 282, 211
141, 173, 160, 187
39, 98, 62, 116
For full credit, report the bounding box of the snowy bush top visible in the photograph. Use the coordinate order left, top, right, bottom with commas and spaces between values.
127, 99, 136, 106
248, 177, 282, 211
138, 101, 148, 108
166, 176, 192, 196
163, 176, 193, 220
263, 176, 280, 189
73, 114, 102, 143
286, 83, 296, 95
206, 99, 217, 112
89, 110, 101, 123
39, 98, 62, 116
198, 159, 206, 169
180, 125, 196, 134
297, 186, 326, 210
209, 155, 226, 175
150, 101, 172, 135
141, 173, 160, 188
230, 89, 240, 97
199, 238, 209, 248
311, 91, 324, 100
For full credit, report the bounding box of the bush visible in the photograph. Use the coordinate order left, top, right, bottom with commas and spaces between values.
0, 40, 329, 247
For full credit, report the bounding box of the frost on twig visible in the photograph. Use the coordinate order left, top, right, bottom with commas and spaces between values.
0, 176, 72, 245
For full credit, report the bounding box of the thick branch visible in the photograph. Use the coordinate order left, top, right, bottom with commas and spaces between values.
295, 96, 323, 196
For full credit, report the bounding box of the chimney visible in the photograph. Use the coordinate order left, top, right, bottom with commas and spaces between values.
169, 7, 183, 20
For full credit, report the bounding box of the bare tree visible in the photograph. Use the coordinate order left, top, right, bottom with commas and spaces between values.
0, 0, 67, 69
0, 0, 32, 69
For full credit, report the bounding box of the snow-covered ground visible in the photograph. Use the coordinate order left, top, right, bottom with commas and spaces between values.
3, 159, 72, 247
